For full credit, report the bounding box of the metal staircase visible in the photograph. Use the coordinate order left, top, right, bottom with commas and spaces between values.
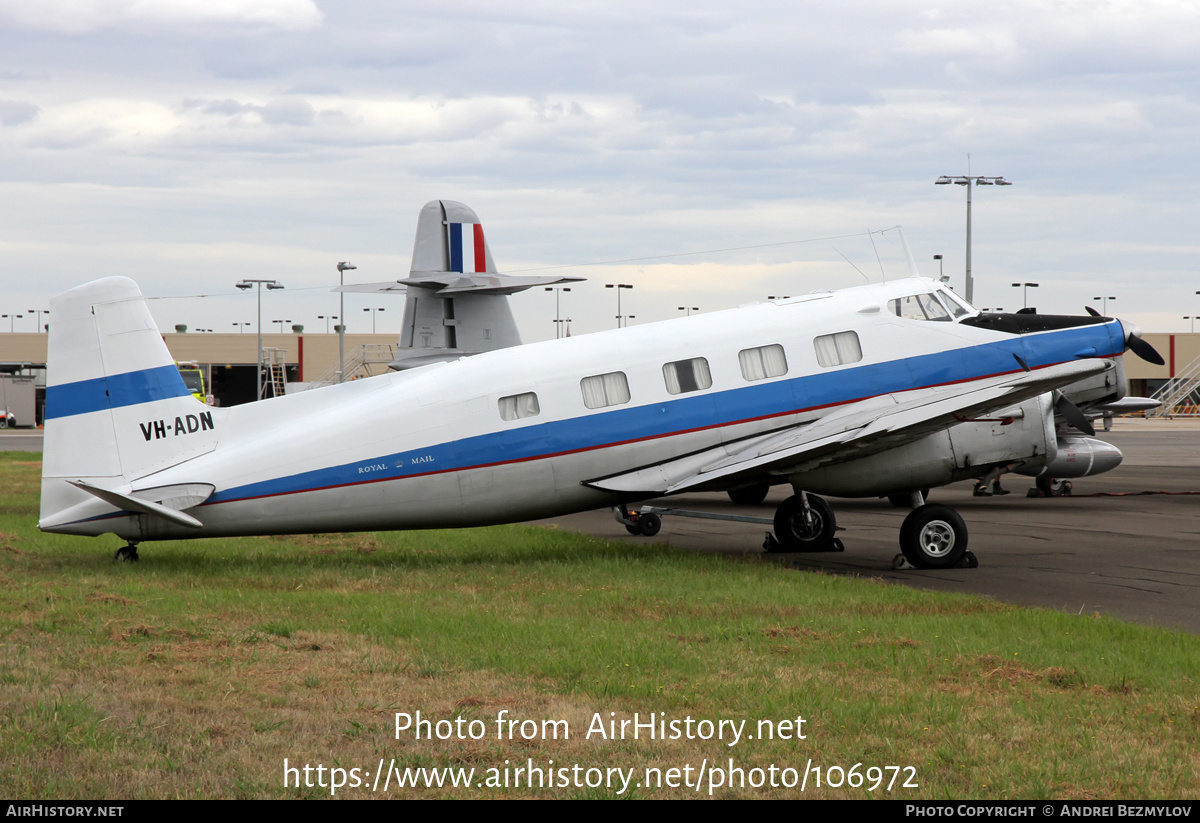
1147, 352, 1200, 417
306, 343, 398, 389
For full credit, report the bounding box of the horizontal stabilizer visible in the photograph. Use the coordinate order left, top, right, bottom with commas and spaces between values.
67, 480, 211, 529
337, 273, 582, 297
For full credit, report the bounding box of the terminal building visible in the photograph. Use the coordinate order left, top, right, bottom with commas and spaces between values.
2, 329, 1199, 427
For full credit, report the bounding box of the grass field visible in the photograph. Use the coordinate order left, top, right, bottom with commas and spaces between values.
3, 451, 1199, 799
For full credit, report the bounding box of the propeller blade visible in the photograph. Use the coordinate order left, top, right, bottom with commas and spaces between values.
1090, 309, 1166, 365
1054, 392, 1096, 436
1126, 334, 1165, 366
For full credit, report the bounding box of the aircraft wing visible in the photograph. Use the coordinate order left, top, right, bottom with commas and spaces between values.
586, 359, 1109, 496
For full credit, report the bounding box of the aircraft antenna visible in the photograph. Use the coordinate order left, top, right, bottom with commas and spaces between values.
831, 247, 870, 282
896, 226, 920, 278
868, 228, 886, 281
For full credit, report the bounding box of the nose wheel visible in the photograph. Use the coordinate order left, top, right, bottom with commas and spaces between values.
769, 493, 841, 552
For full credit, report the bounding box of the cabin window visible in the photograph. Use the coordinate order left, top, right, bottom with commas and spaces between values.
739, 344, 788, 382
662, 357, 712, 395
814, 331, 862, 368
581, 371, 631, 409
888, 294, 951, 322
498, 392, 540, 421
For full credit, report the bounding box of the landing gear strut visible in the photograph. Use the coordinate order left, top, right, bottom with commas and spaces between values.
114, 543, 139, 562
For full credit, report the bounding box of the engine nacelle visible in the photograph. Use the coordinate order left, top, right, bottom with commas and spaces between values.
1013, 436, 1123, 478
801, 395, 1058, 497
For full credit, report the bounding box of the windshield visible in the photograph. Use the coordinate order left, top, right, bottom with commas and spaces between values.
888, 293, 952, 322
936, 287, 975, 319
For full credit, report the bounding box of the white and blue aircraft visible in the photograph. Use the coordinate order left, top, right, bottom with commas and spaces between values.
37, 209, 1161, 569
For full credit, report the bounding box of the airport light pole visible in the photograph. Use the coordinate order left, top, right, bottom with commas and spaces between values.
933, 255, 945, 283
317, 315, 337, 334
235, 279, 284, 401
232, 322, 250, 333
606, 283, 632, 328
545, 286, 572, 338
935, 174, 1012, 304
28, 309, 48, 332
363, 307, 384, 334
1012, 282, 1038, 309
337, 262, 356, 383
678, 306, 699, 316
273, 319, 292, 333
1092, 296, 1116, 316
1185, 316, 1196, 333
2, 314, 22, 333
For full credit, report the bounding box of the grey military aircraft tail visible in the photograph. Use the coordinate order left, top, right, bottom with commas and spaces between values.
338, 200, 583, 370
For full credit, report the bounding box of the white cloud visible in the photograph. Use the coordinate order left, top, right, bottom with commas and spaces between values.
0, 0, 323, 34
2, 2, 1200, 337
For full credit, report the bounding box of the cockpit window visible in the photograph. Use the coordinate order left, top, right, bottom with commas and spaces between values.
888, 294, 952, 322
938, 289, 973, 319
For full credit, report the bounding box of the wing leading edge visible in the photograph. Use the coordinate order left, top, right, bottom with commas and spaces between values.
585, 360, 1109, 496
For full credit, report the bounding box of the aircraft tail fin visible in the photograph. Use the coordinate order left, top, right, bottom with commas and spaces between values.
410, 199, 499, 275
389, 200, 582, 369
39, 277, 225, 530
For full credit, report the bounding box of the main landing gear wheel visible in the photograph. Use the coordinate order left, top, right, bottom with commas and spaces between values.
114, 544, 139, 562
899, 504, 967, 569
770, 494, 838, 552
727, 484, 770, 506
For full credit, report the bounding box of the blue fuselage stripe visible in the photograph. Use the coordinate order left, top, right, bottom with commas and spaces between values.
206, 322, 1124, 505
45, 364, 192, 420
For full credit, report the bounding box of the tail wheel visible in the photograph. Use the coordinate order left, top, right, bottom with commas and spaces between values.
899, 504, 967, 569
113, 545, 140, 562
771, 494, 836, 552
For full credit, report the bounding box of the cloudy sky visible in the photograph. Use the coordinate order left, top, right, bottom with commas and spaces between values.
2, 0, 1198, 341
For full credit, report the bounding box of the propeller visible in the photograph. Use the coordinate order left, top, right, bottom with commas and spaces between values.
1054, 391, 1096, 436
1125, 331, 1165, 366
1084, 306, 1165, 366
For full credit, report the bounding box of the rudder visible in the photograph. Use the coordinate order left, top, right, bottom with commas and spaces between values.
40, 277, 225, 530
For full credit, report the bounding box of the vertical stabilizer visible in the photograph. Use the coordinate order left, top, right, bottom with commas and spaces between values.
410, 199, 499, 275
387, 200, 582, 370
331, 200, 583, 372
39, 277, 227, 531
